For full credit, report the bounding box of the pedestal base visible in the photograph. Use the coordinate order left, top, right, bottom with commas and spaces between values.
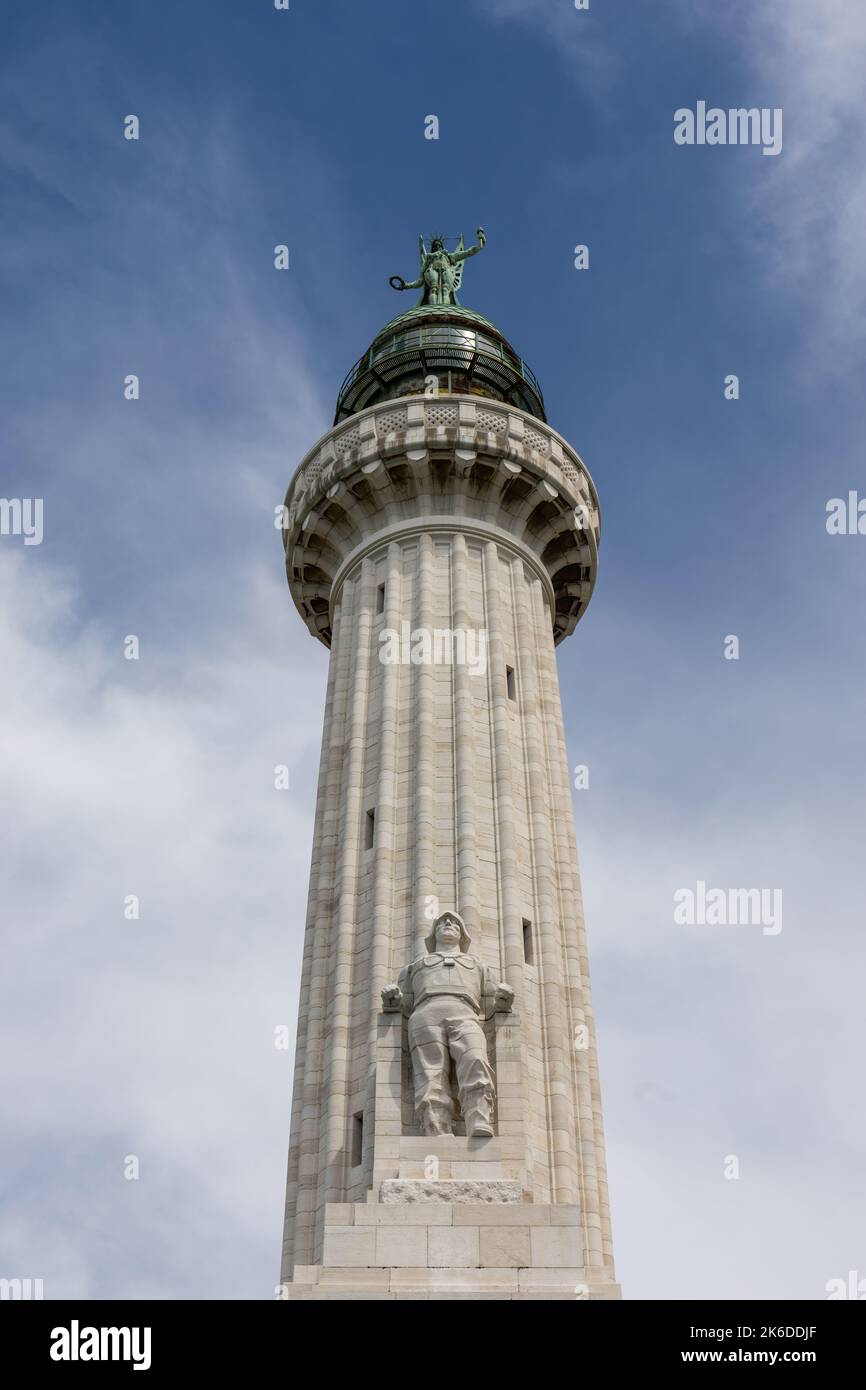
279, 1200, 621, 1301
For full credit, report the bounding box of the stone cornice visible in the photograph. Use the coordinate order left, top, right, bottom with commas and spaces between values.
281, 394, 601, 647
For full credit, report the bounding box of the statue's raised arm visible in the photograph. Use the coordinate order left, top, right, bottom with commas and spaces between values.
451, 227, 486, 263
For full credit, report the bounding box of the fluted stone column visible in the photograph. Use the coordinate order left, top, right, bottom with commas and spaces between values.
452, 532, 480, 941
413, 533, 436, 955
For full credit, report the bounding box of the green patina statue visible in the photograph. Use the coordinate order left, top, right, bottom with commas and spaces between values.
389, 228, 486, 307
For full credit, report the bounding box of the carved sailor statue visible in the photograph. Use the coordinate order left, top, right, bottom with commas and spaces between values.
382, 910, 513, 1138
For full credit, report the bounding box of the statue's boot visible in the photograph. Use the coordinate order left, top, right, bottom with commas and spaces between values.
417, 1100, 452, 1136
462, 1089, 494, 1138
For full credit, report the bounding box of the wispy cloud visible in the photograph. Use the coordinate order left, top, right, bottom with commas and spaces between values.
568, 599, 866, 1298
739, 0, 866, 358
0, 55, 333, 1295
475, 0, 618, 95
0, 546, 323, 1297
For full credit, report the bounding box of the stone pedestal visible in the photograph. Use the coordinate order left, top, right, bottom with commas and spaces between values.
281, 1200, 621, 1301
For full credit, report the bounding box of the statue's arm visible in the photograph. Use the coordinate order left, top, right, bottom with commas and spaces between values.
398, 963, 414, 1016
452, 227, 486, 263
390, 272, 425, 291
394, 235, 428, 288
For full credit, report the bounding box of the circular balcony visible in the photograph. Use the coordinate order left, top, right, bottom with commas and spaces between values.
283, 394, 599, 649
334, 316, 546, 425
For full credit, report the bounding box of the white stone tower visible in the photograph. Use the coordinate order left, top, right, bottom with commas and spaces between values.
279, 232, 619, 1299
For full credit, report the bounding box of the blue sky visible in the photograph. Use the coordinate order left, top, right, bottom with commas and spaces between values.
1, 0, 864, 1299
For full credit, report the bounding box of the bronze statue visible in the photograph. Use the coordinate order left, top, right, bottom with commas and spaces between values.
389, 228, 486, 307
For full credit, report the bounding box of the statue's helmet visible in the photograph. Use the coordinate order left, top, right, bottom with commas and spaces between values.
425, 910, 472, 954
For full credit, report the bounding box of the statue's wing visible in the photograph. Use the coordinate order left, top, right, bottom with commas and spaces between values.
451, 234, 466, 293
418, 235, 427, 271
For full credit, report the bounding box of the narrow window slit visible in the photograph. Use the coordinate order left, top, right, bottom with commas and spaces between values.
351, 1111, 364, 1168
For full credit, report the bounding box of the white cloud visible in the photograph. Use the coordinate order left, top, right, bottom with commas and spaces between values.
740, 1, 866, 358
566, 597, 866, 1298
479, 0, 866, 360
0, 549, 326, 1298
0, 72, 335, 1294
476, 0, 618, 95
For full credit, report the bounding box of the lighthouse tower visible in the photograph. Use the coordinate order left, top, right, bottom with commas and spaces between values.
278, 231, 619, 1300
